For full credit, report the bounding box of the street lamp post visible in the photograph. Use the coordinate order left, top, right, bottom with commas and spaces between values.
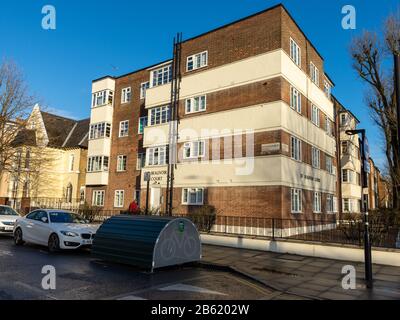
346, 129, 373, 289
144, 172, 151, 216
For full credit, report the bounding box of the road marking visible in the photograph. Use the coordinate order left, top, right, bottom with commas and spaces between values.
158, 284, 227, 296
0, 250, 13, 257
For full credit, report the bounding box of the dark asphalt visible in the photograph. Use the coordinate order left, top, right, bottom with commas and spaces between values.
0, 235, 292, 300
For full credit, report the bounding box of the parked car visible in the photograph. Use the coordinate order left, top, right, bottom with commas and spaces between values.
0, 205, 20, 235
14, 209, 99, 252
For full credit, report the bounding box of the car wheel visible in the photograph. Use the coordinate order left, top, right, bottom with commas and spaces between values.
14, 228, 24, 246
48, 233, 60, 253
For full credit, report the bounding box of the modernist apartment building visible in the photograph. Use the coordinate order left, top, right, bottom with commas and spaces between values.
85, 4, 339, 220
335, 100, 362, 215
0, 105, 89, 213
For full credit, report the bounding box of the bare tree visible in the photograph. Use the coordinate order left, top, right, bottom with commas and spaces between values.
350, 11, 400, 209
0, 60, 35, 180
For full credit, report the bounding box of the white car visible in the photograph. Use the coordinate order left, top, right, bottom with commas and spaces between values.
14, 209, 99, 252
0, 205, 20, 235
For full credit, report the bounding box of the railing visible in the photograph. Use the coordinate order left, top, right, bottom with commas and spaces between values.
172, 214, 400, 249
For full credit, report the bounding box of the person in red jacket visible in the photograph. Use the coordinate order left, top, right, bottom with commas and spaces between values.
128, 200, 140, 215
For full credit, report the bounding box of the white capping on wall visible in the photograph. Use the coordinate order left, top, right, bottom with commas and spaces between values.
201, 234, 400, 267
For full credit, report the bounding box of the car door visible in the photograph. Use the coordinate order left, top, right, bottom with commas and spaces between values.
21, 211, 39, 243
33, 211, 52, 246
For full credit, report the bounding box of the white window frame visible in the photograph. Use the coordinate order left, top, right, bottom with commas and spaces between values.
147, 146, 167, 166
69, 154, 75, 172
119, 120, 129, 137
291, 188, 302, 214
343, 198, 352, 213
114, 190, 125, 208
121, 87, 132, 104
313, 192, 322, 213
312, 147, 320, 169
89, 122, 111, 140
310, 62, 320, 86
291, 136, 302, 162
290, 86, 301, 113
327, 194, 335, 213
183, 141, 205, 159
138, 116, 148, 134
151, 64, 172, 87
149, 105, 170, 126
290, 38, 301, 67
311, 105, 320, 127
324, 80, 331, 98
340, 113, 348, 126
182, 188, 204, 205
136, 153, 145, 171
325, 116, 331, 135
87, 156, 109, 172
117, 155, 127, 172
92, 90, 113, 108
185, 95, 207, 114
187, 51, 208, 72
326, 155, 334, 174
140, 82, 150, 99
92, 190, 105, 207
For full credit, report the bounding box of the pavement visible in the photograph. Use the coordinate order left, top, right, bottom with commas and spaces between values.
201, 244, 400, 300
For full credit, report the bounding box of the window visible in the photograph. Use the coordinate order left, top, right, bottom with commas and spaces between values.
325, 117, 331, 135
326, 156, 334, 174
92, 190, 105, 207
66, 183, 73, 203
147, 146, 167, 166
182, 188, 204, 205
92, 90, 113, 108
89, 122, 111, 140
152, 65, 172, 87
340, 113, 347, 126
183, 141, 205, 159
136, 153, 145, 170
291, 136, 302, 161
326, 194, 335, 213
121, 87, 131, 104
343, 198, 352, 213
80, 186, 85, 204
138, 117, 148, 134
185, 95, 206, 114
324, 80, 331, 98
312, 147, 320, 169
313, 192, 322, 213
119, 120, 129, 137
291, 189, 302, 213
310, 62, 319, 86
69, 154, 75, 172
290, 38, 301, 66
87, 156, 109, 172
342, 169, 353, 183
114, 190, 125, 208
117, 155, 127, 172
311, 105, 320, 127
290, 87, 301, 113
149, 106, 169, 126
187, 51, 208, 71
341, 141, 349, 155
25, 149, 30, 169
140, 82, 150, 99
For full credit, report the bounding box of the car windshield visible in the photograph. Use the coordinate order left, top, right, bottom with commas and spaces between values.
0, 207, 18, 216
49, 212, 88, 224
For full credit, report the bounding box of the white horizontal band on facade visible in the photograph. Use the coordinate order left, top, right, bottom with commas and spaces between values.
145, 49, 334, 119
141, 155, 337, 194
143, 101, 336, 156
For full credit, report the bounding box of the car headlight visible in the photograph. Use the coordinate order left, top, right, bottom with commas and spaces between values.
60, 231, 79, 237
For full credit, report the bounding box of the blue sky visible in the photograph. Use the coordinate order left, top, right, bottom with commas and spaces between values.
0, 0, 398, 169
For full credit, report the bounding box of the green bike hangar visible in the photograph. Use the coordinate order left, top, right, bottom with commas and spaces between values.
91, 215, 202, 272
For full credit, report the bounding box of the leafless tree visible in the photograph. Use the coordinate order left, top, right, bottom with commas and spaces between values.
350, 11, 400, 209
0, 60, 35, 180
